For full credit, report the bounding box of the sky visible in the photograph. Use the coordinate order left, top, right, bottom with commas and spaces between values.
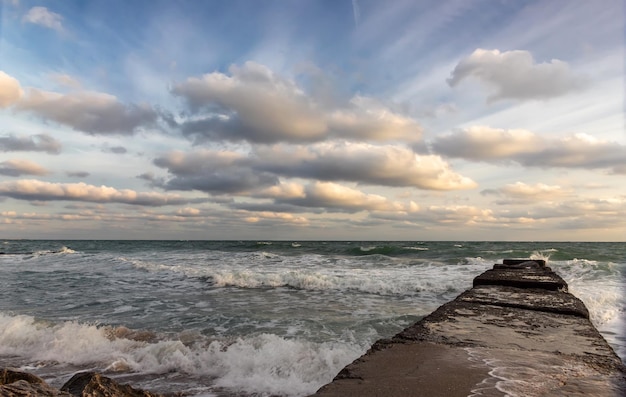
0, 0, 624, 241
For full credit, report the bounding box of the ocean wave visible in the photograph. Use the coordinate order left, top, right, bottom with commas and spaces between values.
0, 313, 363, 397
350, 245, 429, 256
122, 253, 492, 297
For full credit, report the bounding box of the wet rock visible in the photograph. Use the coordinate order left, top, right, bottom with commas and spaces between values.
0, 368, 71, 397
60, 372, 164, 397
0, 369, 166, 397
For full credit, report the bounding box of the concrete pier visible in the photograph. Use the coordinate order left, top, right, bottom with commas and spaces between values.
311, 259, 626, 396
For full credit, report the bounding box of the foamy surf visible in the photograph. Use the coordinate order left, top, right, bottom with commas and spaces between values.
0, 313, 364, 396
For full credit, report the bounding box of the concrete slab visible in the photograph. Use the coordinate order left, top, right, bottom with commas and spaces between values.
473, 268, 567, 291
310, 259, 626, 397
458, 285, 589, 318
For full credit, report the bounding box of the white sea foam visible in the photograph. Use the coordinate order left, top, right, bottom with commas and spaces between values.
0, 313, 364, 396
30, 246, 77, 256
468, 348, 622, 397
165, 261, 480, 297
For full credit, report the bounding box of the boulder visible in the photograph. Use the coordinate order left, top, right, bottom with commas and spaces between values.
0, 368, 71, 397
0, 369, 165, 397
60, 372, 163, 397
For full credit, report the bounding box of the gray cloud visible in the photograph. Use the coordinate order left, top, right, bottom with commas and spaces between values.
16, 88, 158, 135
103, 146, 128, 154
228, 201, 321, 214
66, 171, 90, 178
0, 133, 62, 154
448, 49, 587, 102
172, 61, 421, 144
153, 150, 278, 194
432, 126, 626, 173
0, 159, 49, 177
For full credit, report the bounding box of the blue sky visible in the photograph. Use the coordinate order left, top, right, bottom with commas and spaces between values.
0, 0, 624, 240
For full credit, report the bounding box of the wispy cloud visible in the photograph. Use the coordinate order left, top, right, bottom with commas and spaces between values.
22, 6, 64, 33
352, 0, 361, 28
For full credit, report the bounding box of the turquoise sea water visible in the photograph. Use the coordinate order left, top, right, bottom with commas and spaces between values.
0, 240, 624, 396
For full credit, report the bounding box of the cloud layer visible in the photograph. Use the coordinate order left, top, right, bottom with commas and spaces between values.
0, 180, 205, 206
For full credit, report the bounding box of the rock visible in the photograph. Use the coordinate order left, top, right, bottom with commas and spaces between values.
0, 368, 71, 397
0, 369, 165, 397
60, 372, 164, 397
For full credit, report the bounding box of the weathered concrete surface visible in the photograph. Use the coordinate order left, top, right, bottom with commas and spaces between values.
473, 268, 568, 291
458, 285, 590, 318
312, 259, 626, 397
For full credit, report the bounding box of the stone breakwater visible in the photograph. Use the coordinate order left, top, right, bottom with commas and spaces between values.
312, 259, 626, 397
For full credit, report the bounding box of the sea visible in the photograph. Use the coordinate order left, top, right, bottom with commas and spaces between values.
0, 240, 624, 396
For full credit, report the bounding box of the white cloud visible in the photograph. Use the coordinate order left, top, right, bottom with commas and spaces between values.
243, 211, 309, 225
432, 126, 626, 173
0, 180, 205, 206
173, 62, 326, 143
0, 159, 49, 176
447, 49, 587, 102
22, 6, 64, 33
271, 181, 416, 213
0, 71, 23, 107
172, 61, 421, 144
